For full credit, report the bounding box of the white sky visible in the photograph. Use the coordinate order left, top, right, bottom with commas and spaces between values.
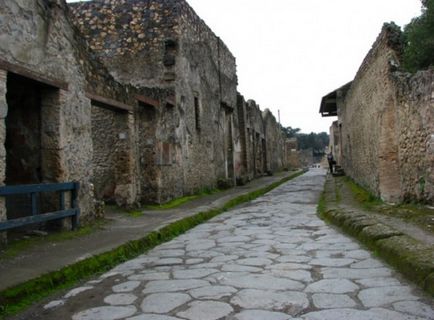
67, 0, 422, 133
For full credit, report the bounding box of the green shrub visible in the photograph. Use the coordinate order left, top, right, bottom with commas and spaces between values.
402, 0, 434, 72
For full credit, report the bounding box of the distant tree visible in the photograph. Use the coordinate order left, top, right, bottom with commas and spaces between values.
402, 0, 434, 72
283, 127, 329, 154
282, 126, 300, 138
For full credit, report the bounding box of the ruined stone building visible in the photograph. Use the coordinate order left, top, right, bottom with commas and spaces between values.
0, 0, 288, 237
320, 24, 434, 204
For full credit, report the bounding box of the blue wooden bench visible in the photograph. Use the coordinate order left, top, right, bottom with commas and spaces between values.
0, 182, 80, 232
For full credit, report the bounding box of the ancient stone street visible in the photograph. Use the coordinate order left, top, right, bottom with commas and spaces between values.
24, 170, 433, 320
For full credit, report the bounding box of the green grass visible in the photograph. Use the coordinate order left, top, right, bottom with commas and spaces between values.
317, 191, 327, 216
377, 203, 434, 235
143, 195, 200, 210
142, 187, 221, 211
343, 177, 382, 209
0, 220, 107, 260
0, 170, 304, 319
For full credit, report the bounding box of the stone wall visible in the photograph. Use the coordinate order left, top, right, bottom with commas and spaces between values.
340, 25, 402, 202
263, 109, 287, 173
394, 70, 434, 203
0, 0, 290, 241
329, 121, 342, 166
0, 0, 94, 225
69, 0, 239, 201
338, 23, 434, 204
236, 95, 288, 182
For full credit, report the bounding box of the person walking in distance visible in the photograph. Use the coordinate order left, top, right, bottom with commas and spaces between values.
327, 152, 334, 174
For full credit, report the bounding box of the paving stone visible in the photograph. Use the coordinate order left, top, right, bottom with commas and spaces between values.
232, 309, 293, 320
312, 293, 357, 308
315, 235, 353, 243
210, 255, 239, 263
221, 264, 263, 272
231, 289, 308, 312
113, 260, 148, 272
309, 258, 355, 267
72, 306, 137, 320
176, 301, 233, 320
237, 258, 273, 266
305, 279, 359, 293
43, 300, 65, 309
350, 259, 385, 269
219, 274, 305, 291
358, 286, 419, 307
186, 240, 215, 251
188, 263, 220, 269
112, 281, 141, 293
127, 315, 183, 320
129, 272, 170, 281
270, 269, 312, 282
152, 249, 185, 257
276, 255, 311, 263
143, 279, 209, 293
104, 293, 137, 305
152, 258, 183, 266
87, 279, 103, 285
189, 285, 237, 299
355, 277, 401, 288
173, 268, 218, 279
268, 263, 312, 270
301, 308, 423, 320
218, 236, 251, 243
344, 250, 372, 260
141, 292, 191, 313
326, 242, 361, 250
64, 286, 93, 298
393, 300, 434, 318
321, 267, 392, 279
219, 241, 246, 248
100, 271, 120, 279
185, 258, 204, 265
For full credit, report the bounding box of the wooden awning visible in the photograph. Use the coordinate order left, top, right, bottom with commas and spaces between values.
319, 81, 352, 117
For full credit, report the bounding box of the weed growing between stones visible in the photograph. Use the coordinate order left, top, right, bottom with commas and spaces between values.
343, 177, 382, 209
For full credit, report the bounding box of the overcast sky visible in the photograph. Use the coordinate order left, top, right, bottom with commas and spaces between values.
68, 0, 422, 133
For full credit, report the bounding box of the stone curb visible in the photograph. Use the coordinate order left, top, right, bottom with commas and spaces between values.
319, 177, 434, 296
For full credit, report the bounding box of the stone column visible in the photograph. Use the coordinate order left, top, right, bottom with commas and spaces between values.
41, 88, 69, 229
40, 88, 67, 183
0, 69, 7, 244
114, 112, 137, 207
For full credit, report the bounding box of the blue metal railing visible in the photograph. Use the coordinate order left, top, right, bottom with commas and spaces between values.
0, 182, 80, 232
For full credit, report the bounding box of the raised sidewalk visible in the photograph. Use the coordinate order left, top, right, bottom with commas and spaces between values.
320, 174, 434, 296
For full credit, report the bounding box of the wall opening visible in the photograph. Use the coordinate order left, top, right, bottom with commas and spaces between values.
91, 102, 129, 204
194, 96, 200, 132
225, 110, 234, 180
5, 72, 61, 224
137, 101, 158, 203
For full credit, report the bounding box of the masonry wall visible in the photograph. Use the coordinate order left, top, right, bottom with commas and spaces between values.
175, 0, 238, 191
263, 110, 287, 173
340, 25, 400, 202
394, 70, 434, 203
329, 121, 342, 166
69, 0, 239, 201
0, 0, 95, 224
339, 24, 434, 203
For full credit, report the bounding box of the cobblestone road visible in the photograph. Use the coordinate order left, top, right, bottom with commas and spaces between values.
25, 169, 433, 320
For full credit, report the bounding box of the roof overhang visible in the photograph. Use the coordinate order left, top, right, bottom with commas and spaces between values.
319, 81, 352, 117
